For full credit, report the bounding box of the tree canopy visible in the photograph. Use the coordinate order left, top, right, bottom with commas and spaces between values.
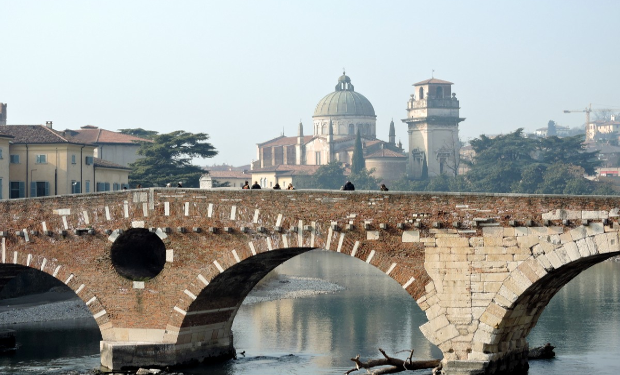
128, 130, 217, 188
118, 128, 159, 140
305, 162, 346, 190
391, 128, 615, 195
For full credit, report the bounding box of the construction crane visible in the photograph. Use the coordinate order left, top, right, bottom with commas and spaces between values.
564, 104, 620, 141
564, 104, 593, 140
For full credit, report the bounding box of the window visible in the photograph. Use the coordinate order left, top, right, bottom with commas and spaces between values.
0, 148, 3, 159
10, 181, 25, 198
85, 180, 90, 193
85, 156, 94, 165
96, 182, 111, 192
71, 180, 81, 194
315, 151, 321, 165
71, 155, 76, 164
36, 154, 47, 164
436, 86, 444, 99
10, 154, 19, 164
419, 87, 424, 100
113, 183, 120, 191
31, 181, 50, 197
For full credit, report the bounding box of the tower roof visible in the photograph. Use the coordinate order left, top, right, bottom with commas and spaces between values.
413, 78, 454, 86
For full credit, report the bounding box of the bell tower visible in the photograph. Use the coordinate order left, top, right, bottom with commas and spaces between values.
403, 78, 464, 178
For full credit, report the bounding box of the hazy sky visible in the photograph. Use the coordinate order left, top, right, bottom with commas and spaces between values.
2, 1, 619, 167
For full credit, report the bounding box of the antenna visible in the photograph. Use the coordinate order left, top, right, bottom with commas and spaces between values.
432, 69, 435, 78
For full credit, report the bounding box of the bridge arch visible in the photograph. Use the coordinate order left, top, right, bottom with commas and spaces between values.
469, 230, 620, 373
164, 221, 430, 350
0, 251, 115, 341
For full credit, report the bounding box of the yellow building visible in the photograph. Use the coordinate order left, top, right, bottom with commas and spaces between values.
0, 124, 130, 199
0, 132, 12, 199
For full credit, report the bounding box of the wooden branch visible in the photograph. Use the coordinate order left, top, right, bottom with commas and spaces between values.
345, 348, 441, 375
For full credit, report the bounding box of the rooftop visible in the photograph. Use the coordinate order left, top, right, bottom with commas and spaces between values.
413, 78, 454, 86
0, 125, 88, 145
67, 125, 152, 145
94, 157, 131, 170
258, 135, 314, 148
205, 170, 251, 179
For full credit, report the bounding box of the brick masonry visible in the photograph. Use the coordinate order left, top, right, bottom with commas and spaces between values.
0, 189, 619, 374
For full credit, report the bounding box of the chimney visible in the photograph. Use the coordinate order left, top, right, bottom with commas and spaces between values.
45, 121, 53, 129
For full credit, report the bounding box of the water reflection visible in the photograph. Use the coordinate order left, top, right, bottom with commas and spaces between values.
232, 250, 441, 371
528, 260, 620, 374
0, 318, 101, 374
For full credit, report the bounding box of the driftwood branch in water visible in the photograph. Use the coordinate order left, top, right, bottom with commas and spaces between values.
345, 343, 555, 375
345, 348, 441, 375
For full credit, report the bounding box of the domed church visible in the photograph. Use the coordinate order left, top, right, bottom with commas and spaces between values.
252, 72, 407, 182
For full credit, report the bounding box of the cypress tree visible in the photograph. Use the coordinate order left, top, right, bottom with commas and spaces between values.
351, 130, 365, 174
421, 153, 429, 180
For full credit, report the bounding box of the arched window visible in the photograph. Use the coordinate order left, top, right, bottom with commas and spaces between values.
419, 87, 424, 100
436, 86, 443, 98
349, 124, 355, 135
322, 124, 326, 134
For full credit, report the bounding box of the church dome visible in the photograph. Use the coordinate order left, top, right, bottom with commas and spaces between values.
338, 73, 351, 83
313, 74, 376, 117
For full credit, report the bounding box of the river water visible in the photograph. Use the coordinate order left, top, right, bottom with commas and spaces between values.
0, 250, 619, 375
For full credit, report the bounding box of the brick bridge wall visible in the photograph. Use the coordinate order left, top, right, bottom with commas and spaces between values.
0, 189, 618, 374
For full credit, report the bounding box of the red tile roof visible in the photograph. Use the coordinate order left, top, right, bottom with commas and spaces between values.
68, 126, 152, 145
94, 158, 131, 170
365, 148, 407, 158
0, 125, 89, 145
258, 135, 314, 147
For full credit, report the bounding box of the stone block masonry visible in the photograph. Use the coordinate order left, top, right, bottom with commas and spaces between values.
0, 189, 619, 374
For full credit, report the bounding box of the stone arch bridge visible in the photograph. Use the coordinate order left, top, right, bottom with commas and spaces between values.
0, 189, 618, 375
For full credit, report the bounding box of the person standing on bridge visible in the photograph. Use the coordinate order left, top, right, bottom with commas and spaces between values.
342, 181, 355, 191
251, 181, 261, 189
242, 181, 250, 189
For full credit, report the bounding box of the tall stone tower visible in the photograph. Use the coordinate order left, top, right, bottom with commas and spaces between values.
0, 103, 6, 125
403, 78, 464, 178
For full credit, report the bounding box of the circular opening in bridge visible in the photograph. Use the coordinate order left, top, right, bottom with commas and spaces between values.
110, 228, 166, 281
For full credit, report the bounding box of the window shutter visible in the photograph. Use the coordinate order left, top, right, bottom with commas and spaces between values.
19, 182, 25, 198
45, 182, 50, 196
76, 182, 81, 193
30, 182, 37, 197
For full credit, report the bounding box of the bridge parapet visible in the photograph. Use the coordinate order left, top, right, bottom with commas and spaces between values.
0, 189, 618, 374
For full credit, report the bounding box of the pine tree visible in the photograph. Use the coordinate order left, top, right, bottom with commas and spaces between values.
351, 130, 365, 174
